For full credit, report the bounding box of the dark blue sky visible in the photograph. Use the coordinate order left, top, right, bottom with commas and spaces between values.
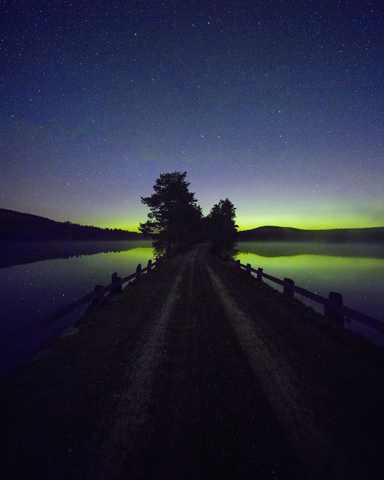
1, 0, 383, 230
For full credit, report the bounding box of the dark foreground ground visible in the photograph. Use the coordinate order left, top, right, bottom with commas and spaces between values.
1, 244, 384, 479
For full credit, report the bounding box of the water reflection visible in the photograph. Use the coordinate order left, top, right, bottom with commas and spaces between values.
237, 241, 384, 259
0, 241, 154, 382
0, 239, 153, 268
236, 242, 384, 345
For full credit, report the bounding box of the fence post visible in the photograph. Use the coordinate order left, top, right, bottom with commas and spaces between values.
246, 263, 251, 275
147, 259, 152, 272
136, 263, 142, 279
236, 260, 240, 269
110, 272, 122, 295
283, 278, 294, 298
257, 267, 263, 282
86, 285, 104, 315
325, 292, 344, 326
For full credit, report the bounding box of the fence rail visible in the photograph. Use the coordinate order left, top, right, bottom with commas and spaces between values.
36, 251, 384, 334
8, 248, 383, 347
28, 257, 163, 332
226, 255, 384, 334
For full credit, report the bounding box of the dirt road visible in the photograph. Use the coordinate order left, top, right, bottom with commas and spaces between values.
2, 243, 384, 479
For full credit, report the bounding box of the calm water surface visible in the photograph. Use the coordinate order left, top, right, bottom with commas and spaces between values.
236, 242, 384, 346
0, 241, 154, 381
2, 240, 383, 382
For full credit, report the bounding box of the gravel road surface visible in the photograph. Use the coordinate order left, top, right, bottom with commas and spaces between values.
2, 243, 384, 479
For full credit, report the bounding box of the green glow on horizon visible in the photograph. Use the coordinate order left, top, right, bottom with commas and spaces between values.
235, 214, 384, 231
77, 202, 384, 233
87, 217, 384, 233
76, 216, 143, 232
234, 196, 384, 231
102, 214, 384, 233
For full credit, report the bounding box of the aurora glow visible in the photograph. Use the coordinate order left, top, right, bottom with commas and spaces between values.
1, 1, 383, 231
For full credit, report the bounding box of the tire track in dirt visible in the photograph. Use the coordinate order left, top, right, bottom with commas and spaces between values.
130, 245, 204, 479
135, 244, 303, 480
95, 248, 198, 479
194, 252, 305, 479
204, 261, 352, 480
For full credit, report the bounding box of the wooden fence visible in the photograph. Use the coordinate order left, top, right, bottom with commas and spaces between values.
225, 255, 384, 334
32, 257, 162, 331
19, 248, 384, 339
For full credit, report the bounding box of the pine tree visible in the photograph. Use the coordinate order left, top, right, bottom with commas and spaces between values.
207, 198, 238, 252
139, 171, 202, 255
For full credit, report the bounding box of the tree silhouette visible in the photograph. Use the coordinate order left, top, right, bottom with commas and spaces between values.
139, 171, 202, 256
207, 198, 238, 252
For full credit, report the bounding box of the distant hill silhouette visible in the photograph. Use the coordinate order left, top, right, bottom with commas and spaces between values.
0, 209, 142, 241
237, 226, 384, 243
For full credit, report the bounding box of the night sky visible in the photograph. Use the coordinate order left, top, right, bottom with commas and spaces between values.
1, 0, 383, 231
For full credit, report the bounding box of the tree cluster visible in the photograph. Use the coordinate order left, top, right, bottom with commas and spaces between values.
0, 209, 141, 241
205, 198, 238, 252
139, 171, 237, 256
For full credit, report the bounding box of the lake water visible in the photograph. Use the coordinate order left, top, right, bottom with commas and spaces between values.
0, 240, 154, 382
1, 240, 383, 382
235, 242, 384, 347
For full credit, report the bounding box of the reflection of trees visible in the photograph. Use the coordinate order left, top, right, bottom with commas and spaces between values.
0, 240, 152, 269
